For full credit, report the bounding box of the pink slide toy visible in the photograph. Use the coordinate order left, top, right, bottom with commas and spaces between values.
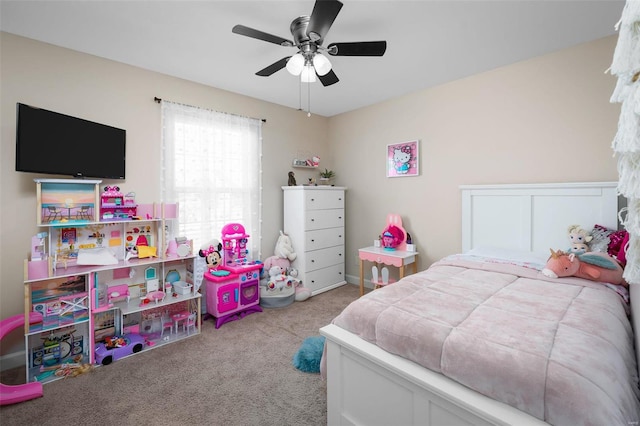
0, 312, 43, 405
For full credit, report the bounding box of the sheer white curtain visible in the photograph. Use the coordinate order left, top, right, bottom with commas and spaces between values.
161, 100, 262, 260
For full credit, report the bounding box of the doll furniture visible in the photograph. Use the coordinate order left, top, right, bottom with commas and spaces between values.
76, 205, 93, 220
160, 313, 173, 337
107, 284, 130, 304
45, 206, 62, 222
184, 312, 197, 335
171, 311, 191, 334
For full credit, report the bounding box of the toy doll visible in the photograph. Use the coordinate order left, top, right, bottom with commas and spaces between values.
199, 239, 223, 272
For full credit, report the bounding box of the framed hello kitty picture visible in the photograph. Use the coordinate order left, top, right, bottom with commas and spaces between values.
387, 140, 419, 178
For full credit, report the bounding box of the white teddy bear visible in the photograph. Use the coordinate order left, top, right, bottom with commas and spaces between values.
267, 265, 289, 291
274, 230, 297, 261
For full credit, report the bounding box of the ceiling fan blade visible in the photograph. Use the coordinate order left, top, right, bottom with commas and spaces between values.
232, 24, 293, 47
256, 57, 291, 76
327, 41, 387, 56
307, 0, 343, 44
318, 69, 339, 87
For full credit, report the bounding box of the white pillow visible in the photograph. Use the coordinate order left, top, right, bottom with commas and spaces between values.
466, 246, 548, 266
77, 248, 118, 266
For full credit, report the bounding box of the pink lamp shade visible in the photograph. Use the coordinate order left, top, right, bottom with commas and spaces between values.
166, 239, 178, 256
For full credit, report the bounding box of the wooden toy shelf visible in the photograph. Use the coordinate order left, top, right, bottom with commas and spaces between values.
23, 179, 200, 384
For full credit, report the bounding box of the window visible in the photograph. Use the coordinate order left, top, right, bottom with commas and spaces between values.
161, 101, 262, 260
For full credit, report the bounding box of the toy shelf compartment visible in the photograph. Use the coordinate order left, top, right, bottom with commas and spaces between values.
26, 322, 91, 384
24, 253, 196, 284
111, 292, 200, 316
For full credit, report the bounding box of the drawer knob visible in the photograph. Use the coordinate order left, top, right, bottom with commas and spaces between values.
311, 239, 315, 242
311, 259, 315, 263
311, 198, 315, 201
338, 253, 342, 256
311, 219, 315, 222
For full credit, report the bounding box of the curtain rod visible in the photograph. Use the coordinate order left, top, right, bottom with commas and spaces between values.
154, 97, 266, 123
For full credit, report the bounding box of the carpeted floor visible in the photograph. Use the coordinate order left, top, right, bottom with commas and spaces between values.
0, 284, 361, 426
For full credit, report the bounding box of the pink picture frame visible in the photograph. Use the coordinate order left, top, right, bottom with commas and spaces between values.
387, 140, 419, 178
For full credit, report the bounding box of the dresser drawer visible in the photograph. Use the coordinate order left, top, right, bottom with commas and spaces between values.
305, 190, 345, 210
304, 246, 344, 272
305, 227, 344, 251
304, 264, 345, 293
305, 209, 344, 230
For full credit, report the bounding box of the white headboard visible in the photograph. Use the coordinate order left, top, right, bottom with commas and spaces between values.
460, 182, 619, 257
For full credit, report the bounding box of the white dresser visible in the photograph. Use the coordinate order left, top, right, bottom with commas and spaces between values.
282, 186, 347, 295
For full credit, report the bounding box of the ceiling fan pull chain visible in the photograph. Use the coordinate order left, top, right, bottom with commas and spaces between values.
308, 79, 312, 117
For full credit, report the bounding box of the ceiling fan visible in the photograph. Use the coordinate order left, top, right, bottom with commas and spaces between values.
232, 0, 387, 87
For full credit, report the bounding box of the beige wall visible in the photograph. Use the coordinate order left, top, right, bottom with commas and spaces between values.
330, 36, 619, 280
0, 32, 329, 355
0, 32, 619, 359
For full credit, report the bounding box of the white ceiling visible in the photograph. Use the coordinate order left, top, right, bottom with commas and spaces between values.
0, 0, 625, 117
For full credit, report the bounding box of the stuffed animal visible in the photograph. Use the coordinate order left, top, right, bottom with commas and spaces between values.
266, 265, 290, 291
567, 225, 592, 254
263, 255, 290, 272
306, 156, 320, 167
542, 249, 625, 287
274, 230, 297, 261
199, 239, 223, 271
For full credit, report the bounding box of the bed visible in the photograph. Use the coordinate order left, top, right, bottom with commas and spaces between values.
320, 182, 640, 426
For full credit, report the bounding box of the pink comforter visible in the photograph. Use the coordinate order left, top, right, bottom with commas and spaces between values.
332, 256, 640, 425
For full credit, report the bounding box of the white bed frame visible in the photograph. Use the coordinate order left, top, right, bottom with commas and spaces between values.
321, 182, 634, 426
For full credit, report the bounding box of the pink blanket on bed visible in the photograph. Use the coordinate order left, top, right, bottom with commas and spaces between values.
331, 256, 640, 425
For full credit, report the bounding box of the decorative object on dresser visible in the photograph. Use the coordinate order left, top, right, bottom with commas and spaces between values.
318, 168, 335, 185
288, 171, 297, 186
282, 186, 346, 295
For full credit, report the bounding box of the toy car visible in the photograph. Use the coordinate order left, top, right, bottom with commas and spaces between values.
94, 333, 145, 366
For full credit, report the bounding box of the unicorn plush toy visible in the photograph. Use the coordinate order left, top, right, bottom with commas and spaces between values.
542, 249, 625, 287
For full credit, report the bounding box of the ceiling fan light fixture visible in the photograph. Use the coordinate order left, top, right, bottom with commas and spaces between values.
286, 53, 305, 75
312, 53, 332, 76
300, 65, 317, 83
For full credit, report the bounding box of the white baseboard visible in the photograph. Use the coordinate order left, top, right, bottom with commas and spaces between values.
0, 350, 25, 372
345, 274, 373, 290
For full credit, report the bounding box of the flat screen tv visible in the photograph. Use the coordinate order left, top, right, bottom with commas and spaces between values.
15, 103, 126, 180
